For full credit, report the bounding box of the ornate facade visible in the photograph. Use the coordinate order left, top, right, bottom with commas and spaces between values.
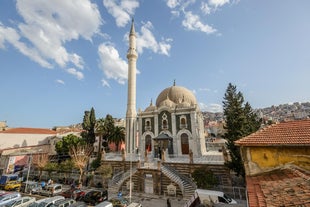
137, 81, 207, 159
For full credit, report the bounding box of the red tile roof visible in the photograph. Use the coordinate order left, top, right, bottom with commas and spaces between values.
235, 119, 310, 146
246, 165, 310, 207
0, 127, 57, 134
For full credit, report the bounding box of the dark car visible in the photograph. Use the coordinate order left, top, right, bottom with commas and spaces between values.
81, 190, 108, 205
61, 189, 85, 200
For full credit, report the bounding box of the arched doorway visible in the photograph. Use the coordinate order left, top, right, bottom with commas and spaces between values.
145, 135, 152, 152
181, 133, 189, 154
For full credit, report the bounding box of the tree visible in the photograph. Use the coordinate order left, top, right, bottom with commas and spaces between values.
192, 167, 219, 189
96, 164, 112, 188
32, 153, 49, 181
95, 118, 105, 157
58, 159, 76, 183
55, 134, 83, 162
101, 114, 115, 151
44, 162, 58, 179
109, 126, 125, 152
69, 143, 93, 184
82, 107, 96, 145
222, 83, 260, 177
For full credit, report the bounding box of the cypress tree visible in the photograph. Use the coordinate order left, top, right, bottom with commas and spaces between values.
222, 83, 260, 177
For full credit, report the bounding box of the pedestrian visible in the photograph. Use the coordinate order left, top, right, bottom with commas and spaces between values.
167, 198, 171, 207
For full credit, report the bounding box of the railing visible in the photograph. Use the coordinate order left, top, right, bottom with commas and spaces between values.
161, 165, 184, 195
164, 165, 197, 190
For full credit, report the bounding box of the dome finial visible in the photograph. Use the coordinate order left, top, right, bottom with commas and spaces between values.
150, 99, 153, 106
173, 79, 176, 86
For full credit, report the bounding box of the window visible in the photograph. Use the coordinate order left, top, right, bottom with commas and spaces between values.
180, 116, 187, 129
145, 119, 151, 131
161, 113, 169, 130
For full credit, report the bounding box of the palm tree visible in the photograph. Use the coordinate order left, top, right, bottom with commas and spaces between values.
95, 118, 105, 157
101, 114, 115, 152
109, 126, 125, 152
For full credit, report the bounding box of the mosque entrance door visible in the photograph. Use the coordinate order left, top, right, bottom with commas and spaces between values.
181, 133, 189, 154
153, 133, 173, 159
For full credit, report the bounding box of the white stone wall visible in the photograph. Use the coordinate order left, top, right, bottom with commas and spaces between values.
0, 133, 55, 149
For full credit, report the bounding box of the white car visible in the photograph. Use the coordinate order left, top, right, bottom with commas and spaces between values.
29, 196, 65, 207
39, 184, 63, 197
4, 196, 36, 207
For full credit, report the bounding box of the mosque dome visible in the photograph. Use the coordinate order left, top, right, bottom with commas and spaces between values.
156, 82, 197, 108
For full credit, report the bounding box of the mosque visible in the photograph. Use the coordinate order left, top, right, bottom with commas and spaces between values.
105, 20, 231, 198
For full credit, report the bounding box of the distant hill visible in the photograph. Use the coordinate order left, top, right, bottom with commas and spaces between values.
202, 102, 310, 123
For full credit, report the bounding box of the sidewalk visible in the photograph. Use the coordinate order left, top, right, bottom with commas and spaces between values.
123, 192, 186, 207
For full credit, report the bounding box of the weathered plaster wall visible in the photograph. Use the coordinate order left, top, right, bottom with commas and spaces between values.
242, 146, 310, 176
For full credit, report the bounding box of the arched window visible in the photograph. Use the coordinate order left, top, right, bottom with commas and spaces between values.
180, 116, 187, 129
145, 119, 151, 131
161, 113, 169, 130
181, 133, 189, 154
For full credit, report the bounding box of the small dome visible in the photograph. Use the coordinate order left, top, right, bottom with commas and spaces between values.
159, 95, 176, 108
156, 83, 197, 108
145, 100, 156, 112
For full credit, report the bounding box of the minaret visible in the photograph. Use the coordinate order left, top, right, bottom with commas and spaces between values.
125, 19, 138, 154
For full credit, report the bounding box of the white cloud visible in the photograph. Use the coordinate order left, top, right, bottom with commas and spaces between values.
209, 0, 230, 8
66, 68, 84, 80
98, 43, 128, 84
101, 79, 111, 88
199, 103, 223, 112
0, 24, 53, 68
182, 11, 216, 34
103, 0, 139, 27
135, 21, 172, 56
56, 79, 65, 85
201, 2, 211, 15
0, 0, 102, 77
166, 0, 181, 8
199, 88, 211, 92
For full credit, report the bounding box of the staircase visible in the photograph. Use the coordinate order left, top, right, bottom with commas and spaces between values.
161, 165, 197, 199
109, 167, 137, 194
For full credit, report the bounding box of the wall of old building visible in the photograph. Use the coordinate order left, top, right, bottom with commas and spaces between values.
241, 146, 310, 176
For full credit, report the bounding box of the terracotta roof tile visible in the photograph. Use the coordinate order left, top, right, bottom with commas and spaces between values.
0, 127, 57, 134
246, 166, 310, 207
236, 119, 310, 146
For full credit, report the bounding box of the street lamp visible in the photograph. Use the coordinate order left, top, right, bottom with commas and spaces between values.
25, 154, 32, 193
25, 149, 42, 193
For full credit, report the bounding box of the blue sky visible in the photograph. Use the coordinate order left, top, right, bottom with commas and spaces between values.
1, 0, 310, 128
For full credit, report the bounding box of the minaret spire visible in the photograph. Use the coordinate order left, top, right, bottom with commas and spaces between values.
125, 19, 138, 154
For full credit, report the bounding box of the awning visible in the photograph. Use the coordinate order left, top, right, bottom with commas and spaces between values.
153, 133, 172, 140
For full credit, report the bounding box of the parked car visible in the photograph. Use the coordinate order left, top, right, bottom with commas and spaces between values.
127, 202, 142, 207
61, 189, 85, 200
0, 174, 19, 189
4, 196, 36, 207
81, 190, 108, 205
0, 192, 21, 206
20, 181, 42, 194
29, 196, 65, 207
109, 197, 129, 207
52, 198, 76, 207
68, 201, 87, 207
39, 184, 63, 197
95, 201, 113, 207
4, 180, 21, 191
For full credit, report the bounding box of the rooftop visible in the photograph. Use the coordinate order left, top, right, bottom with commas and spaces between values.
0, 127, 57, 134
246, 165, 310, 207
235, 119, 310, 146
